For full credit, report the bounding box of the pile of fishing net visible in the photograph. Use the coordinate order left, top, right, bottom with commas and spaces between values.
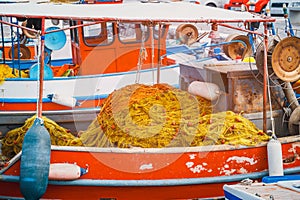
1, 115, 82, 159
79, 83, 270, 148
0, 64, 28, 84
1, 83, 270, 159
79, 83, 213, 148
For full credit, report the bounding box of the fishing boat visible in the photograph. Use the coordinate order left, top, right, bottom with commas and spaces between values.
0, 1, 300, 200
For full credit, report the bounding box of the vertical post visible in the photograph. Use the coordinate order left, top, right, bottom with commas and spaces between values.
38, 17, 46, 118
157, 23, 161, 84
149, 23, 155, 84
263, 22, 269, 133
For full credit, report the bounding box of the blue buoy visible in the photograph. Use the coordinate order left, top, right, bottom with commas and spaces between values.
20, 118, 51, 200
29, 63, 53, 80
45, 26, 67, 51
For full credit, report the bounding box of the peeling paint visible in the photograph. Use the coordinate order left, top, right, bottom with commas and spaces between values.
186, 162, 194, 168
186, 156, 211, 173
189, 154, 197, 159
238, 167, 248, 174
190, 164, 206, 173
226, 156, 257, 165
220, 168, 236, 176
139, 163, 153, 170
288, 143, 300, 154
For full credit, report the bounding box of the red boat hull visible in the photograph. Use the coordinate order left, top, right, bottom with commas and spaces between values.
1, 136, 299, 199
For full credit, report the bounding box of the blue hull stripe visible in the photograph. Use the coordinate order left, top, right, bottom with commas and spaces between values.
1, 166, 300, 187
1, 84, 179, 103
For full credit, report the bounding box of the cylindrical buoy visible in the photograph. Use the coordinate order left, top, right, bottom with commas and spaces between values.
20, 118, 51, 200
48, 94, 79, 107
48, 163, 87, 180
267, 138, 284, 176
188, 81, 220, 101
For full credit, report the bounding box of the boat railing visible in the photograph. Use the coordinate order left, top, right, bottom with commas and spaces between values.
163, 39, 247, 63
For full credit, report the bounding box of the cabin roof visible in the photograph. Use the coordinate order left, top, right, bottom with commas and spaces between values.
0, 2, 274, 23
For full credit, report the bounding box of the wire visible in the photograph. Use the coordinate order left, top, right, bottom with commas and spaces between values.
264, 40, 276, 137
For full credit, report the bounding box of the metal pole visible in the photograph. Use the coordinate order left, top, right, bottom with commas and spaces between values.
263, 22, 268, 133
37, 17, 46, 119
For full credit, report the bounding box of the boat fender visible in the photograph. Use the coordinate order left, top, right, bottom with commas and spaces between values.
48, 94, 80, 107
29, 63, 54, 80
48, 163, 88, 180
267, 136, 284, 176
20, 118, 51, 199
188, 81, 220, 101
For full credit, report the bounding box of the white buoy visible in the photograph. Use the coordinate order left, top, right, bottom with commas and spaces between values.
267, 138, 284, 176
48, 94, 79, 107
188, 81, 220, 101
49, 163, 87, 180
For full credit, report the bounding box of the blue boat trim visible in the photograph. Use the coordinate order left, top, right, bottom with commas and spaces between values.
0, 196, 23, 200
1, 167, 300, 187
262, 174, 300, 183
5, 58, 73, 70
1, 85, 179, 103
5, 63, 179, 81
0, 95, 109, 103
224, 190, 242, 200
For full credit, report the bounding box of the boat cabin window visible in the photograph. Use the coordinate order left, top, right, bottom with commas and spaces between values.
1, 18, 12, 59
118, 23, 149, 44
0, 17, 14, 41
82, 21, 114, 46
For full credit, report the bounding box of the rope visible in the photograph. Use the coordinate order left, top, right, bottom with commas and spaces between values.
135, 26, 147, 83
150, 25, 155, 84
36, 32, 41, 116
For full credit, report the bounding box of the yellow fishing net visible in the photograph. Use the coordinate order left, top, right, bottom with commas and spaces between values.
1, 83, 270, 159
80, 83, 213, 148
1, 115, 82, 159
80, 83, 270, 148
0, 64, 28, 85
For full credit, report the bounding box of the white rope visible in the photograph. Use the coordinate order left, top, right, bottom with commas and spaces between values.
135, 26, 147, 83
36, 31, 41, 116
150, 24, 155, 84
264, 39, 276, 138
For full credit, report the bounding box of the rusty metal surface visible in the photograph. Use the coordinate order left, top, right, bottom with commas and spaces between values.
179, 61, 284, 113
